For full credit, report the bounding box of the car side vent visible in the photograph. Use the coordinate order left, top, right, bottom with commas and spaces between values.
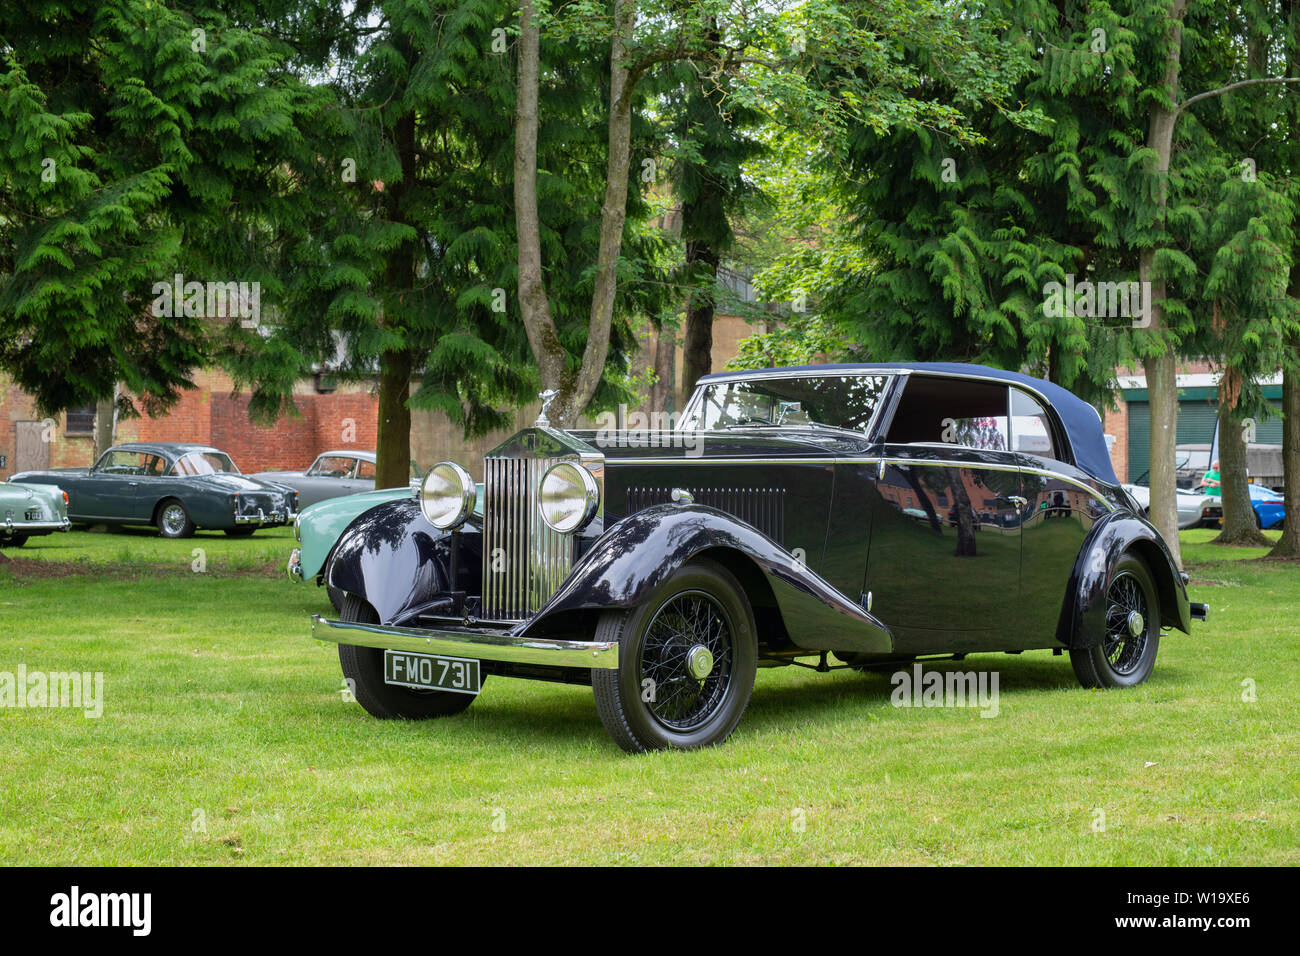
625, 486, 785, 544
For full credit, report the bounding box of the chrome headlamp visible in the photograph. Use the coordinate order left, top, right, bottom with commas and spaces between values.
419, 461, 476, 530
538, 461, 599, 534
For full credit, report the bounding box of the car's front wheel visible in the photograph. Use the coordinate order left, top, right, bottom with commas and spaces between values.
592, 560, 757, 753
336, 594, 482, 719
155, 499, 195, 538
1070, 553, 1161, 689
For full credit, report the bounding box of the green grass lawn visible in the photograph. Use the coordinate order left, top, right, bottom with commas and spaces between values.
0, 525, 1296, 865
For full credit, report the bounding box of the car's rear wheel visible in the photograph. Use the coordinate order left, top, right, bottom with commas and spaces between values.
336, 594, 481, 719
155, 499, 195, 538
1070, 553, 1161, 689
592, 560, 757, 753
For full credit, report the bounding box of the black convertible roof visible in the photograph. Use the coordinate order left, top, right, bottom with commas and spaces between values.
697, 362, 1117, 484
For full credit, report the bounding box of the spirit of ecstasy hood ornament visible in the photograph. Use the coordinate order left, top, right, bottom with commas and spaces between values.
535, 389, 559, 427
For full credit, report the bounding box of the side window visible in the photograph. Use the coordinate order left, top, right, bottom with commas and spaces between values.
354, 459, 375, 480
1010, 388, 1056, 459
884, 376, 1010, 451
96, 451, 152, 475
309, 456, 354, 478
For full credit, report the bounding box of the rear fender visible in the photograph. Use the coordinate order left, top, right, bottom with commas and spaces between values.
1065, 511, 1191, 648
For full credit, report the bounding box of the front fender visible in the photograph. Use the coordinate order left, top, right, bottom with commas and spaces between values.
526, 504, 893, 655
1067, 510, 1191, 648
326, 499, 480, 624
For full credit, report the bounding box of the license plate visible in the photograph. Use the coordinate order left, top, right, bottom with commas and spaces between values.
25, 509, 41, 521
383, 650, 481, 695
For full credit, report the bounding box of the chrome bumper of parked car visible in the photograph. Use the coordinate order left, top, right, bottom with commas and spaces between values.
287, 548, 303, 581
1190, 603, 1209, 621
3, 516, 71, 534
310, 614, 620, 669
234, 508, 291, 526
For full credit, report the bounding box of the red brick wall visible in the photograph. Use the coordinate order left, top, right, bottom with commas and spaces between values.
1104, 400, 1130, 483
0, 370, 380, 476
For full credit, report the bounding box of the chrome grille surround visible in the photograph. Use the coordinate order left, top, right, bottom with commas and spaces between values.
481, 427, 604, 622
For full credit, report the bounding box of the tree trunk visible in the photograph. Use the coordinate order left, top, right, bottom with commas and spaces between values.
1213, 374, 1269, 545
376, 348, 415, 489
1268, 0, 1300, 558
92, 385, 117, 459
514, 0, 568, 415
513, 0, 637, 428
1138, 0, 1189, 569
649, 321, 676, 415
1267, 358, 1300, 556
681, 239, 720, 398
375, 105, 418, 490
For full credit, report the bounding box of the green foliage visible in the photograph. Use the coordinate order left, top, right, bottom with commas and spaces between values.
0, 1, 304, 416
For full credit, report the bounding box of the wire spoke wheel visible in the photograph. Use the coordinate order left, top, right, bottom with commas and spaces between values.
1071, 553, 1161, 689
592, 560, 757, 753
1102, 571, 1148, 677
639, 591, 734, 732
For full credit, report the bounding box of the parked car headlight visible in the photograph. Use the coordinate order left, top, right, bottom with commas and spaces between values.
539, 461, 599, 534
420, 461, 476, 530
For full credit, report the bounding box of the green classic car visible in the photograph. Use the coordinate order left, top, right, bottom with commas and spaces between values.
289, 480, 483, 610
1, 480, 71, 547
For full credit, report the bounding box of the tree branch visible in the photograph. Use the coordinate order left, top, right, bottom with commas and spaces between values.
1179, 76, 1300, 113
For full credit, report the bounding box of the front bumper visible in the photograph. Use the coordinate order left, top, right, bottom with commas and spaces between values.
311, 615, 619, 670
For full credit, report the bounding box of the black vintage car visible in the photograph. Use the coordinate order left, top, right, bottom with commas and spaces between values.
12, 442, 298, 538
312, 363, 1208, 753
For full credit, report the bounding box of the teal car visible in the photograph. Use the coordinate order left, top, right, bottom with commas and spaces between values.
1, 480, 71, 547
290, 481, 484, 609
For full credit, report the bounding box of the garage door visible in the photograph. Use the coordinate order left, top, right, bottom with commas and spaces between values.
1126, 399, 1220, 482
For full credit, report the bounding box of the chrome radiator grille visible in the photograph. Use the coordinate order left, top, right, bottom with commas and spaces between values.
481, 455, 575, 621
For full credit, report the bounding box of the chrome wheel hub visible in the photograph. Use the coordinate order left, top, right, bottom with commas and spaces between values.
686, 644, 714, 680
1126, 609, 1145, 638
163, 507, 185, 533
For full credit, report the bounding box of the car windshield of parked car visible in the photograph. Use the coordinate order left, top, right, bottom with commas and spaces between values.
169, 452, 240, 476
94, 450, 166, 475
308, 456, 357, 478
680, 374, 887, 433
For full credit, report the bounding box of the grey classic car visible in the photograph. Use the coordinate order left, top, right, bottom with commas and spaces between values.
12, 442, 298, 538
252, 451, 378, 508
1, 480, 71, 546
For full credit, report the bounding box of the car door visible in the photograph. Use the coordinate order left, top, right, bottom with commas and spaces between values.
1012, 386, 1111, 640
79, 450, 153, 522
864, 375, 1026, 651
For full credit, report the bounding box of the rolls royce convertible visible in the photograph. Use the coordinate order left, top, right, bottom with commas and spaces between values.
12, 442, 298, 538
311, 363, 1208, 753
